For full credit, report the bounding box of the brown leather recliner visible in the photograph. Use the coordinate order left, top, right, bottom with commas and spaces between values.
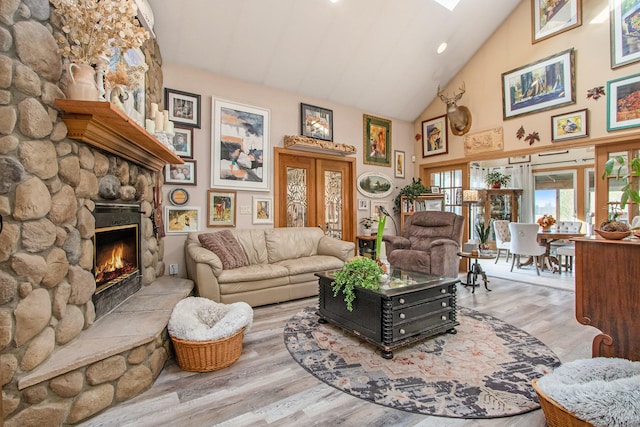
383, 211, 464, 278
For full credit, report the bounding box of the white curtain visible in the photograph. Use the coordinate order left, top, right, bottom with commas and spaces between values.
509, 164, 534, 223
470, 164, 484, 188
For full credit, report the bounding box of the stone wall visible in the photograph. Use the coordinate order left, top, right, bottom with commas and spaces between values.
0, 1, 167, 424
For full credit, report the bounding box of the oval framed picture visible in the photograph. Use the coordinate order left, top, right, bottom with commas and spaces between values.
356, 172, 394, 198
168, 188, 189, 206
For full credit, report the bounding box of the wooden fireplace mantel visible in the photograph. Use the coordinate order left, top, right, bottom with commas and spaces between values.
54, 99, 183, 171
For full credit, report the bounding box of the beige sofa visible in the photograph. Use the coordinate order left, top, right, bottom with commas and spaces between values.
185, 227, 355, 307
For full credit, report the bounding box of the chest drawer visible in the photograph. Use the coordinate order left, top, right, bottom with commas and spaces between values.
392, 309, 455, 341
393, 297, 454, 324
391, 283, 453, 309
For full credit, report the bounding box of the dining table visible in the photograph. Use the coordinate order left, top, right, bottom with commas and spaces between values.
536, 230, 585, 273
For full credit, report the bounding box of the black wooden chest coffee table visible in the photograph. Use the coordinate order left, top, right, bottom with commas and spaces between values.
316, 269, 459, 359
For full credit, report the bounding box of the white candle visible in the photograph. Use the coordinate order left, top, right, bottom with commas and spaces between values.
155, 111, 164, 132
145, 119, 155, 134
165, 121, 174, 135
150, 102, 158, 118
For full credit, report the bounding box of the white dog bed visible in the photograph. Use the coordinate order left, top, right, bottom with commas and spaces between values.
536, 357, 640, 427
168, 297, 253, 342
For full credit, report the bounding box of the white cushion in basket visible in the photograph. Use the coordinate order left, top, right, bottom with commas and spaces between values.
168, 297, 253, 342
536, 357, 640, 427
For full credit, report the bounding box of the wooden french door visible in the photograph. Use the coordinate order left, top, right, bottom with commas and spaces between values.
274, 148, 356, 241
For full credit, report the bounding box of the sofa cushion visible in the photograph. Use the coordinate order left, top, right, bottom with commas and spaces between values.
265, 227, 324, 263
231, 229, 268, 265
218, 263, 289, 284
198, 231, 249, 270
275, 255, 345, 276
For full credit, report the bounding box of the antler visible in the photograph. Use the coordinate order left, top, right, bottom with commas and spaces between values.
454, 82, 465, 102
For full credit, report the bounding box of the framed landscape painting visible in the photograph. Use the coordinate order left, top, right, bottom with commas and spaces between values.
212, 98, 270, 191
363, 114, 392, 167
356, 172, 393, 198
502, 48, 575, 119
610, 0, 640, 68
531, 0, 582, 43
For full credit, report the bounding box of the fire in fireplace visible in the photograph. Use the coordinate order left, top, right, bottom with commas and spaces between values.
92, 203, 142, 319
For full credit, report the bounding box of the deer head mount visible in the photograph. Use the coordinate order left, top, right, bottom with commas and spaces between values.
438, 82, 472, 136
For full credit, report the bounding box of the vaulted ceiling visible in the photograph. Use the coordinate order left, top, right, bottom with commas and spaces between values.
148, 0, 521, 122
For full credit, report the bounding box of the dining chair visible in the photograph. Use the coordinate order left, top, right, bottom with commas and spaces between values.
555, 245, 575, 272
550, 221, 582, 270
508, 223, 547, 275
492, 220, 511, 264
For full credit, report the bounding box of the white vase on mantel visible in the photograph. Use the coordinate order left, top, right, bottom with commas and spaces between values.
64, 63, 99, 101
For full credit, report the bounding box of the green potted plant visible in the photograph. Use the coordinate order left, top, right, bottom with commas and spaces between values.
393, 177, 430, 214
359, 217, 378, 236
485, 171, 511, 189
601, 155, 640, 210
475, 222, 491, 252
331, 257, 383, 311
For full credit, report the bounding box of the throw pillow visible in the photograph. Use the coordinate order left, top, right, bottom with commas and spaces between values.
198, 230, 249, 269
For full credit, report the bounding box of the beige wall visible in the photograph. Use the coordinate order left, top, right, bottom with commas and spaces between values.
161, 63, 414, 276
414, 0, 640, 173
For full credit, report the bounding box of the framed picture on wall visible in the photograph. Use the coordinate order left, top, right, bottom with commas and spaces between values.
300, 103, 333, 141
165, 160, 196, 185
207, 190, 237, 227
356, 172, 393, 198
610, 0, 640, 68
422, 115, 448, 158
501, 48, 575, 119
164, 88, 201, 128
551, 108, 588, 141
211, 98, 270, 191
363, 114, 392, 167
164, 206, 200, 234
531, 0, 582, 44
607, 73, 640, 131
358, 199, 369, 211
171, 126, 193, 158
394, 150, 405, 178
252, 196, 273, 224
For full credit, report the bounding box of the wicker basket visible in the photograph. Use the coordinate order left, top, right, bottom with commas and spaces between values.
170, 327, 245, 372
532, 379, 594, 427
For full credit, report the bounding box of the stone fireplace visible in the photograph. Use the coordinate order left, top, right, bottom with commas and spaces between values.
0, 3, 194, 425
92, 202, 142, 319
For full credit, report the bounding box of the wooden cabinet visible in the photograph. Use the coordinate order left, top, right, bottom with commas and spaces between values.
470, 189, 522, 244
574, 237, 640, 361
400, 193, 445, 233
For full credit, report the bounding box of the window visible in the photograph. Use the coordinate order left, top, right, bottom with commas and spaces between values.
430, 168, 463, 215
533, 170, 576, 221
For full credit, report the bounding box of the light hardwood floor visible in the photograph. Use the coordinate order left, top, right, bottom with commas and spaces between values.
82, 265, 598, 427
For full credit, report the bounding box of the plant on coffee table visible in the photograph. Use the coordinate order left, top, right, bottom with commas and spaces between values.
331, 257, 383, 312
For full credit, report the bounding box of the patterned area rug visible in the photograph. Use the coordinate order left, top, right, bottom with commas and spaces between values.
283, 306, 560, 419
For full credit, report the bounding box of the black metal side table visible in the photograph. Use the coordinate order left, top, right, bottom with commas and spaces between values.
457, 252, 496, 293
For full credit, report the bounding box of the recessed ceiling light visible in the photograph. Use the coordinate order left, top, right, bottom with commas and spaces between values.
329, 0, 339, 3
437, 42, 448, 54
